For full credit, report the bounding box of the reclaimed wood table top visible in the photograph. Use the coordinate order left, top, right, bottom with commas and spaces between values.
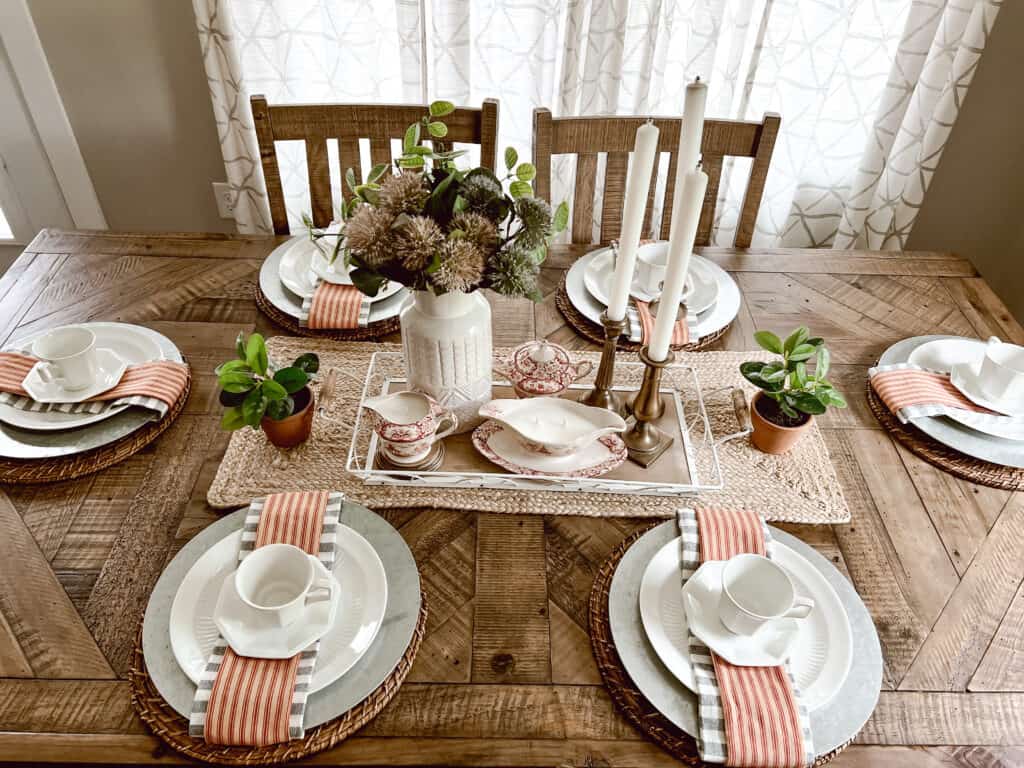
0, 229, 1022, 768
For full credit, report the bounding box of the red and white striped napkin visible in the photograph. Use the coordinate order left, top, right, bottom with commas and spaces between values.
189, 491, 343, 746
0, 351, 188, 419
678, 507, 814, 767
634, 301, 692, 347
868, 363, 1023, 430
300, 283, 371, 329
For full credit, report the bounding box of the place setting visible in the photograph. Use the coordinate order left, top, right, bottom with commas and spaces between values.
256, 230, 409, 340
868, 333, 1024, 489
132, 489, 424, 763
0, 321, 190, 483
591, 507, 882, 766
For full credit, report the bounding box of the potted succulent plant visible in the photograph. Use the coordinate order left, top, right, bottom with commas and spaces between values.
217, 332, 319, 448
740, 327, 846, 454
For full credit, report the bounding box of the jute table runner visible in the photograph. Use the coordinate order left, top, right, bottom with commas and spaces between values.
207, 339, 849, 524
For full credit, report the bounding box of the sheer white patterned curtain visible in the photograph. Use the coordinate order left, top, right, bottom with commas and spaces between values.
194, 0, 1001, 249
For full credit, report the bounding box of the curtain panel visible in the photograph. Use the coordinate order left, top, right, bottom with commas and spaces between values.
193, 0, 1001, 249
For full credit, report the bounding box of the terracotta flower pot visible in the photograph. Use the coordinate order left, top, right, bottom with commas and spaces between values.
749, 391, 812, 454
260, 386, 315, 448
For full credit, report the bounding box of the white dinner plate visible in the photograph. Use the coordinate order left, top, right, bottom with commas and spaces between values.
639, 536, 853, 711
260, 238, 408, 324
278, 237, 403, 302
0, 323, 168, 432
584, 247, 719, 315
170, 525, 388, 694
566, 248, 740, 343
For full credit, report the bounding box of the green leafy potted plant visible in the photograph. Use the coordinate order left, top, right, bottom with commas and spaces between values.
217, 333, 319, 448
740, 327, 846, 454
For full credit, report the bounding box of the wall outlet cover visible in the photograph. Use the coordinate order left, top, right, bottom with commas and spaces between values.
212, 182, 235, 219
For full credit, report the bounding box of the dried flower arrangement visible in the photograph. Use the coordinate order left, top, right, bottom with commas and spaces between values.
306, 101, 568, 302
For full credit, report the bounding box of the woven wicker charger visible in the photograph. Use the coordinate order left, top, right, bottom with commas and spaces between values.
255, 284, 400, 341
555, 274, 729, 352
866, 381, 1024, 491
129, 601, 426, 766
0, 365, 191, 485
589, 529, 850, 766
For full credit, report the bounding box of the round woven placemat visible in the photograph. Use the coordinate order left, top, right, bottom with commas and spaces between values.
129, 600, 427, 766
555, 274, 729, 352
255, 285, 401, 341
866, 380, 1024, 490
589, 529, 851, 766
0, 364, 192, 485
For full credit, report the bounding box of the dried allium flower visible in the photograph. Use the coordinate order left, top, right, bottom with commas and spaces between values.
379, 172, 429, 215
433, 239, 485, 293
450, 212, 498, 252
344, 205, 395, 267
487, 243, 541, 300
514, 196, 553, 250
396, 215, 444, 270
460, 171, 504, 215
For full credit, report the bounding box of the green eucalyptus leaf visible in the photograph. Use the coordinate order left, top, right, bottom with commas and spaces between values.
367, 163, 389, 183
398, 155, 425, 169
242, 388, 267, 427
261, 379, 288, 401
245, 333, 268, 375
429, 100, 455, 117
509, 180, 533, 198
427, 121, 448, 138
505, 147, 518, 170
553, 200, 569, 233
292, 353, 319, 374
345, 168, 357, 193
220, 406, 247, 431
273, 367, 309, 394
407, 146, 434, 156
516, 163, 536, 182
753, 330, 783, 354
403, 123, 421, 152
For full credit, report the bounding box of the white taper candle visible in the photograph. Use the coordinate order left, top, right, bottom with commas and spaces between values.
647, 165, 708, 361
606, 121, 660, 321
677, 77, 708, 174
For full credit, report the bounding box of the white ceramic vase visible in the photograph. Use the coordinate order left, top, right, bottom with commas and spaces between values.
400, 290, 492, 434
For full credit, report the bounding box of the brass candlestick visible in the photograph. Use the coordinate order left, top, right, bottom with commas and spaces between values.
580, 311, 629, 418
623, 346, 675, 467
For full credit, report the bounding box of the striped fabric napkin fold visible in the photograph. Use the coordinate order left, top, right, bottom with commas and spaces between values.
869, 363, 1022, 428
634, 301, 692, 347
0, 351, 188, 420
300, 282, 372, 329
678, 507, 814, 767
189, 490, 343, 746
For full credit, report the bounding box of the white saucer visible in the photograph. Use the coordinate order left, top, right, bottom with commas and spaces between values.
951, 360, 1024, 417
278, 238, 403, 302
170, 525, 388, 693
907, 337, 986, 372
584, 247, 719, 315
472, 419, 627, 478
682, 561, 800, 667
213, 570, 341, 658
639, 537, 852, 710
21, 348, 127, 404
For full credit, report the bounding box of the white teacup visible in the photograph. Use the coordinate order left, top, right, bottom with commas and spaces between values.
235, 543, 336, 628
31, 326, 98, 391
719, 553, 814, 636
978, 336, 1024, 404
635, 242, 669, 295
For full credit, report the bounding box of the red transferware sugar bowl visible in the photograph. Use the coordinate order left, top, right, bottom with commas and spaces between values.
493, 340, 593, 398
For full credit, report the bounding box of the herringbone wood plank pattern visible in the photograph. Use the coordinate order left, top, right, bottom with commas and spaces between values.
0, 230, 1021, 767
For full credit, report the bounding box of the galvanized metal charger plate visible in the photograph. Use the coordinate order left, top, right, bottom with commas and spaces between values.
131, 501, 424, 765
868, 335, 1024, 489
589, 520, 882, 765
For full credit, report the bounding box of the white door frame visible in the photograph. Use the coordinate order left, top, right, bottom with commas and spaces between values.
0, 0, 106, 231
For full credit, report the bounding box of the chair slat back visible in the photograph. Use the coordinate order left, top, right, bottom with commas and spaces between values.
251, 96, 500, 234
532, 109, 779, 248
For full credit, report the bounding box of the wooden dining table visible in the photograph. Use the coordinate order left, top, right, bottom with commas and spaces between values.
0, 229, 1022, 767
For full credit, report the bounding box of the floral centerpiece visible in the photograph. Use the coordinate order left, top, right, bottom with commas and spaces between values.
307, 100, 569, 430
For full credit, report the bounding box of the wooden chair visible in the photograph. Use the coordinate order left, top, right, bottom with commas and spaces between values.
532, 109, 780, 248
251, 95, 500, 234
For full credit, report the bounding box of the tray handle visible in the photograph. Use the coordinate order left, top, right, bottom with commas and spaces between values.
713, 387, 753, 446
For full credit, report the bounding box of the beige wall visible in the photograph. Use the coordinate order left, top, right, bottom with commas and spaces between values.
907, 0, 1024, 321
28, 0, 231, 233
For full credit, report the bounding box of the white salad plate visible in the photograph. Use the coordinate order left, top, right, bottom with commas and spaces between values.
213, 569, 342, 659
21, 348, 127, 405
906, 336, 1024, 437
260, 237, 407, 324
472, 419, 627, 478
638, 537, 852, 711
170, 525, 388, 694
0, 323, 172, 435
566, 248, 741, 343
278, 237, 403, 302
584, 247, 720, 315
681, 561, 800, 667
